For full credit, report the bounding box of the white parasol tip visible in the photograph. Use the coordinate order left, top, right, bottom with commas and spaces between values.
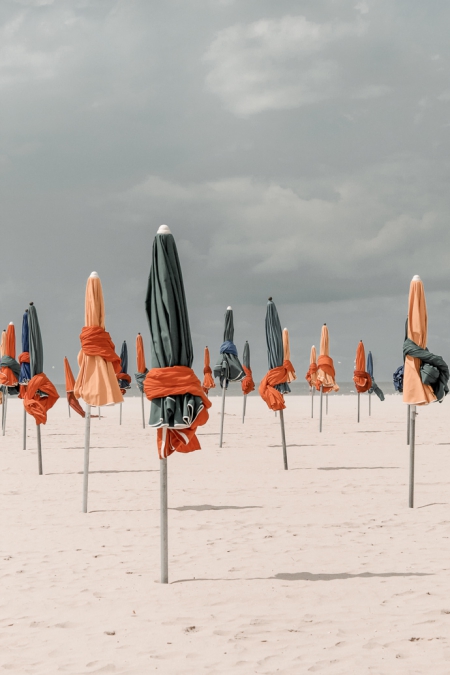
412, 274, 421, 280
8, 322, 13, 325
227, 306, 232, 310
90, 271, 99, 278
284, 327, 288, 331
157, 224, 171, 235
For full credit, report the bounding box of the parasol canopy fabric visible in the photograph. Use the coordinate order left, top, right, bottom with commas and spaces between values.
18, 310, 31, 398
0, 331, 6, 358
135, 333, 148, 393
367, 351, 385, 401
0, 323, 20, 389
202, 346, 215, 394
305, 345, 318, 387
259, 298, 295, 410
64, 357, 85, 417
118, 341, 132, 394
353, 341, 372, 393
23, 304, 59, 424
74, 273, 123, 407
213, 307, 244, 388
315, 324, 339, 393
282, 328, 296, 383
144, 225, 211, 457
403, 276, 440, 405
241, 341, 255, 395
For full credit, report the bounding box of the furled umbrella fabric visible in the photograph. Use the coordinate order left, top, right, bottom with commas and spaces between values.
213, 308, 244, 388
315, 325, 339, 393
23, 304, 59, 425
74, 273, 123, 407
259, 299, 295, 411
64, 357, 85, 417
305, 345, 318, 388
353, 341, 372, 393
144, 225, 211, 459
118, 341, 132, 394
282, 329, 296, 384
403, 277, 448, 405
18, 310, 31, 398
0, 323, 20, 391
241, 341, 255, 395
202, 346, 215, 395
0, 330, 6, 358
367, 351, 385, 401
135, 333, 148, 393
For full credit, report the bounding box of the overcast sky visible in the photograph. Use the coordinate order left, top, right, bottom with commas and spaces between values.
1, 0, 450, 385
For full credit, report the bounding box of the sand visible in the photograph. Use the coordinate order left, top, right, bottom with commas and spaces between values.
2, 392, 450, 674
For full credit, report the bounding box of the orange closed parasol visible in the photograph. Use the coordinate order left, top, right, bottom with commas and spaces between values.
202, 346, 215, 395
316, 324, 339, 432
0, 322, 20, 435
135, 333, 148, 429
75, 272, 123, 513
64, 357, 85, 418
353, 340, 372, 423
305, 345, 318, 418
282, 328, 296, 383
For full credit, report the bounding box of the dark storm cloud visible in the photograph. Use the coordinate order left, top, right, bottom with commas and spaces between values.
1, 0, 450, 383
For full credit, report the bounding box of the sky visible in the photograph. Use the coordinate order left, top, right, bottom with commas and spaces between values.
1, 0, 450, 385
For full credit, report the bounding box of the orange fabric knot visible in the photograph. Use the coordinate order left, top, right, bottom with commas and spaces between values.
79, 326, 121, 375
117, 372, 131, 383
305, 362, 318, 385
259, 360, 295, 411
67, 391, 85, 418
353, 370, 372, 393
202, 365, 215, 393
241, 365, 255, 395
23, 373, 59, 425
18, 384, 27, 400
144, 365, 212, 459
315, 355, 337, 393
0, 369, 18, 387
18, 352, 30, 364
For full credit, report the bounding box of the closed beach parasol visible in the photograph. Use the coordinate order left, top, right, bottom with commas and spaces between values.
18, 310, 31, 450
305, 345, 318, 418
135, 333, 148, 429
0, 322, 20, 435
241, 341, 255, 423
316, 324, 339, 432
259, 298, 295, 470
144, 224, 211, 583
64, 357, 85, 418
367, 351, 384, 416
23, 303, 59, 474
282, 329, 296, 384
74, 272, 123, 512
213, 307, 244, 448
403, 275, 449, 507
353, 341, 372, 423
202, 347, 215, 396
118, 340, 131, 425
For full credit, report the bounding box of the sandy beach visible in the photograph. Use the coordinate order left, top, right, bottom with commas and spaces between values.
2, 393, 450, 674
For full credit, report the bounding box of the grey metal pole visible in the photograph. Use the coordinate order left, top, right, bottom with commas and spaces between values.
141, 391, 145, 429
68, 400, 71, 418
409, 405, 416, 508
242, 393, 247, 423
319, 386, 323, 432
2, 389, 7, 436
311, 387, 314, 418
357, 392, 360, 423
36, 424, 42, 475
1, 390, 4, 435
369, 392, 371, 416
119, 402, 122, 425
82, 405, 91, 513
160, 457, 168, 584
279, 408, 288, 470
326, 393, 328, 415
219, 383, 226, 448
406, 404, 410, 445
23, 407, 27, 451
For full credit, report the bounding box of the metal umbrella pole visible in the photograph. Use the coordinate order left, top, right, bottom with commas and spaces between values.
219, 378, 226, 447
357, 392, 360, 423
311, 387, 314, 418
242, 393, 247, 423
369, 392, 371, 416
82, 405, 91, 513
160, 457, 168, 584
319, 386, 323, 432
36, 423, 43, 475
119, 402, 122, 425
326, 393, 328, 415
406, 404, 410, 445
279, 408, 288, 470
23, 408, 27, 451
2, 389, 8, 436
409, 405, 417, 508
141, 391, 145, 429
68, 400, 71, 418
